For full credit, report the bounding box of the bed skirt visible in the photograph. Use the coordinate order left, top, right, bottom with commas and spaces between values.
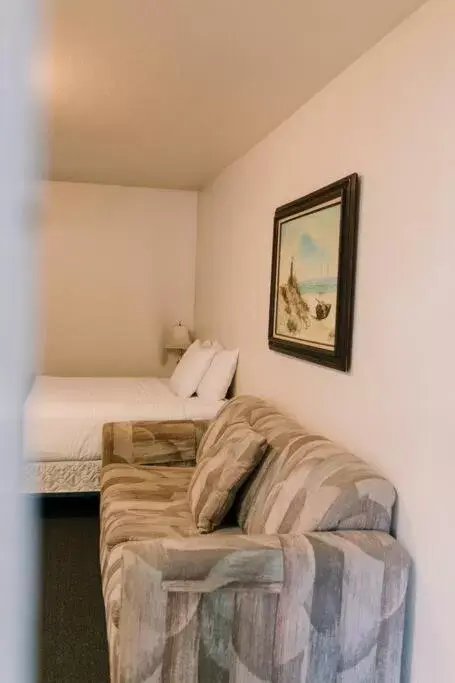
24, 460, 100, 494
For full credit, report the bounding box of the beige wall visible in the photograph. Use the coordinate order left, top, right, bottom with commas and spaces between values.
196, 2, 455, 681
40, 181, 197, 376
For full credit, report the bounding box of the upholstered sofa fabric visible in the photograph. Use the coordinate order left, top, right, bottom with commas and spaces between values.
100, 462, 198, 679
118, 531, 409, 683
102, 419, 210, 467
100, 395, 410, 683
198, 395, 396, 534
188, 420, 267, 533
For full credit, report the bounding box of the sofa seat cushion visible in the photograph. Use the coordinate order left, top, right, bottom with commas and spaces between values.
101, 499, 196, 627
101, 462, 195, 506
101, 498, 198, 632
100, 466, 245, 636
100, 463, 198, 551
100, 464, 199, 635
100, 463, 244, 631
103, 497, 197, 549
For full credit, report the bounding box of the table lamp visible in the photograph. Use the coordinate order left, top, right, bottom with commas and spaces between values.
165, 322, 191, 361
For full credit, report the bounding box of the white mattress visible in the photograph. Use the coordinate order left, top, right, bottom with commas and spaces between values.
24, 376, 225, 493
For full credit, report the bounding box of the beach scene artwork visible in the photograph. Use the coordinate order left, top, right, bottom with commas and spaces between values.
274, 198, 342, 351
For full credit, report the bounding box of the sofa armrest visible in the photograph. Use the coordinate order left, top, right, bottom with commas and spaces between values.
116, 530, 410, 683
102, 419, 210, 468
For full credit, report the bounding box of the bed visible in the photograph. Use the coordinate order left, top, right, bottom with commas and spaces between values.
24, 376, 225, 494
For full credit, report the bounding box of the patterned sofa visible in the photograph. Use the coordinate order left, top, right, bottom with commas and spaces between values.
100, 395, 410, 683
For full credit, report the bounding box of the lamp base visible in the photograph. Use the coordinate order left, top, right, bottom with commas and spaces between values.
166, 348, 186, 364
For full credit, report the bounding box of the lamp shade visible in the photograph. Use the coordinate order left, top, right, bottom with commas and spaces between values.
166, 322, 191, 351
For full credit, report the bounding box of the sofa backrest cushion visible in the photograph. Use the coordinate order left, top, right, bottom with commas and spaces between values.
188, 420, 267, 533
199, 396, 396, 535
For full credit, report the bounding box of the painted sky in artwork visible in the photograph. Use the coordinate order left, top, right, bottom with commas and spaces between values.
279, 202, 341, 284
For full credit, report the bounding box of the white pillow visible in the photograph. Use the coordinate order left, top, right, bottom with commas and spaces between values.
169, 340, 217, 399
197, 348, 239, 401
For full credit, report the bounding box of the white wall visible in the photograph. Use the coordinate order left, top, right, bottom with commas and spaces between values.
40, 181, 197, 376
195, 1, 455, 681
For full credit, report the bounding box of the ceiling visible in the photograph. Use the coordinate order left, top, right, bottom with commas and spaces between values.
44, 0, 426, 190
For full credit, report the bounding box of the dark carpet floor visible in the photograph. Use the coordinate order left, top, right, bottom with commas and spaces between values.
38, 494, 109, 683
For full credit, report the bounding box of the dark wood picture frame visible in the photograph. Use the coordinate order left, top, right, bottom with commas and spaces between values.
268, 173, 360, 372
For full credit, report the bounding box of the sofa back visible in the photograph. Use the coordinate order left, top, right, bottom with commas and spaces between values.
198, 395, 396, 535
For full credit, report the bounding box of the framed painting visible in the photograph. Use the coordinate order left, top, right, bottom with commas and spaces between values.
268, 173, 360, 371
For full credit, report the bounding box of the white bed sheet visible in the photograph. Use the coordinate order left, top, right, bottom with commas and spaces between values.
25, 375, 225, 465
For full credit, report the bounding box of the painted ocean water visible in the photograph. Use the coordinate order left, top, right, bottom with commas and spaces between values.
299, 276, 337, 294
